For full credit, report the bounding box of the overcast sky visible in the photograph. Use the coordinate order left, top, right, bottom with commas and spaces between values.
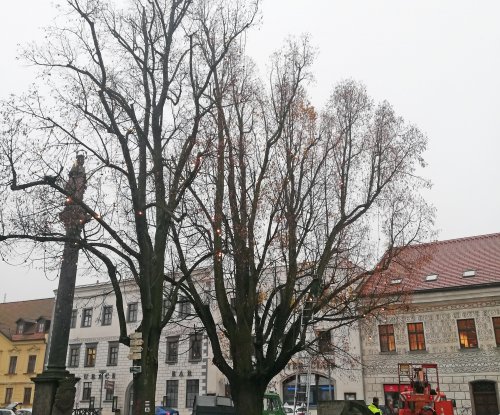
1, 0, 499, 302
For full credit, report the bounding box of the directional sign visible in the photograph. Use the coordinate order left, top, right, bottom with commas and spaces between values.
130, 366, 142, 374
129, 332, 142, 339
130, 346, 143, 353
128, 352, 142, 360
130, 339, 144, 346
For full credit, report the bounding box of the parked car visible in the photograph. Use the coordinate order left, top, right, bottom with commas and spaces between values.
282, 403, 306, 415
17, 410, 33, 415
155, 406, 179, 415
1, 402, 22, 415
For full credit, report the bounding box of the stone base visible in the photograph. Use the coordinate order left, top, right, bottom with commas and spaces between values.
32, 370, 80, 415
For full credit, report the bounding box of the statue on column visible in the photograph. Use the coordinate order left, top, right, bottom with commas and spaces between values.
59, 152, 88, 229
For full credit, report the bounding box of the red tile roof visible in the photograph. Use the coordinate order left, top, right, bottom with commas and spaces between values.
0, 298, 54, 340
367, 233, 500, 294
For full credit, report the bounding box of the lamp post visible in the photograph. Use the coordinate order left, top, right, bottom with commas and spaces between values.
99, 369, 107, 414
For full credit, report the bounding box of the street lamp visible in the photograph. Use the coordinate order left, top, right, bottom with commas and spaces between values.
99, 369, 107, 413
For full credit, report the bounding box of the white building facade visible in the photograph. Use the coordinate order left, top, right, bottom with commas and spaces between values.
65, 278, 365, 415
66, 280, 226, 415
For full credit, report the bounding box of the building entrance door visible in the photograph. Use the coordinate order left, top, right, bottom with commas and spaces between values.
472, 380, 498, 415
124, 381, 134, 415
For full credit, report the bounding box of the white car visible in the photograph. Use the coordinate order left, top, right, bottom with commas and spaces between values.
0, 409, 15, 415
283, 403, 307, 415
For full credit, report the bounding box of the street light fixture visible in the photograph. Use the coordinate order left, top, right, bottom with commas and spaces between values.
99, 369, 107, 413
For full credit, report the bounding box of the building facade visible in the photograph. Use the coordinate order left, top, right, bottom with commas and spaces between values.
66, 278, 364, 415
271, 322, 364, 406
67, 280, 227, 415
0, 298, 54, 410
360, 233, 500, 415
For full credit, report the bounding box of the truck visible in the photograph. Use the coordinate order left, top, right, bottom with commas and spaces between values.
397, 363, 454, 415
191, 392, 286, 415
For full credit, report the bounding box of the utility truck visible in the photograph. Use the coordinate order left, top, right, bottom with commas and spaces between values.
397, 363, 454, 415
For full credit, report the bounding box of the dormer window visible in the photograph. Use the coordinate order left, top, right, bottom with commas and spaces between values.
37, 319, 46, 333
425, 274, 438, 282
391, 278, 402, 285
463, 270, 476, 278
16, 321, 24, 334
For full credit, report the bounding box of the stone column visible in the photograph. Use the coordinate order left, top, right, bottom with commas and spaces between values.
32, 153, 88, 415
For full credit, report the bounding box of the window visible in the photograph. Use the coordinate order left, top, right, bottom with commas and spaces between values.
379, 324, 396, 352
345, 393, 357, 400
107, 342, 119, 366
457, 318, 478, 349
186, 379, 199, 408
189, 333, 203, 361
82, 382, 92, 401
16, 321, 24, 334
127, 303, 138, 322
68, 345, 81, 367
179, 296, 191, 318
493, 317, 500, 347
318, 330, 332, 353
85, 344, 97, 367
37, 319, 46, 333
408, 322, 426, 351
165, 380, 179, 407
162, 298, 170, 318
105, 381, 114, 401
23, 387, 32, 404
102, 305, 113, 326
27, 355, 37, 373
81, 308, 93, 327
70, 309, 77, 328
4, 388, 13, 404
8, 356, 17, 374
203, 282, 212, 305
166, 336, 179, 363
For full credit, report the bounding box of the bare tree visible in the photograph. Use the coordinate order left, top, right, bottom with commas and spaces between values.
170, 37, 434, 414
0, 0, 258, 414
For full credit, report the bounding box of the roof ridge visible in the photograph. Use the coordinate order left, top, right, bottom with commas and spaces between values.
0, 297, 54, 305
412, 232, 500, 248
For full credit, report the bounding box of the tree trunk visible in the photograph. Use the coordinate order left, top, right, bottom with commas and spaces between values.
132, 324, 160, 415
231, 378, 267, 415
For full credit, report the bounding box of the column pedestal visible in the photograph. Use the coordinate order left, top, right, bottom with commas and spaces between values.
32, 370, 79, 415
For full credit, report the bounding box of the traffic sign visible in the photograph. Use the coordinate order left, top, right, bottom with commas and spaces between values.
129, 332, 142, 339
130, 339, 144, 346
128, 352, 142, 360
130, 346, 143, 353
130, 366, 142, 374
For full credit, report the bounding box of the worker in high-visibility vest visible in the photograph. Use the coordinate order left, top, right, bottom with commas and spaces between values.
368, 397, 383, 415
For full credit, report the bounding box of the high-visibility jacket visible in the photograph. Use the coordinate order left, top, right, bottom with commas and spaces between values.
368, 403, 383, 415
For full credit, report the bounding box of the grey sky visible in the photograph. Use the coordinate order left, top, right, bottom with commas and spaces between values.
1, 0, 499, 301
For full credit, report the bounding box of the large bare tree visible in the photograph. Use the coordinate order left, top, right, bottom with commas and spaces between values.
0, 0, 258, 414
170, 37, 434, 414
